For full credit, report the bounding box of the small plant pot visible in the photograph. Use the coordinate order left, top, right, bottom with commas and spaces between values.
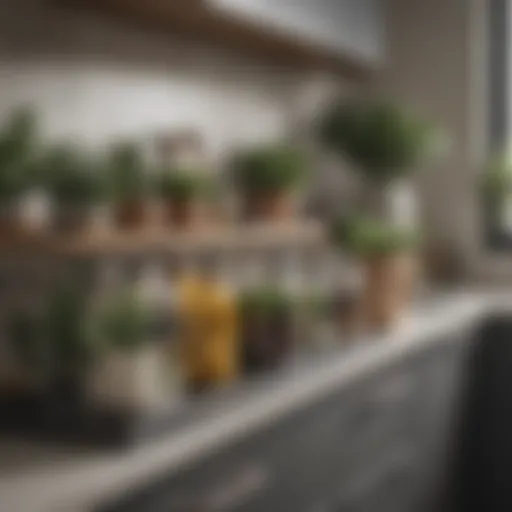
165, 198, 197, 229
86, 346, 171, 411
115, 200, 147, 229
241, 310, 294, 372
52, 204, 90, 234
361, 252, 418, 331
0, 202, 23, 239
243, 192, 294, 221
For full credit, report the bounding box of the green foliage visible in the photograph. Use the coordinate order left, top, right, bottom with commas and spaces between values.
481, 151, 512, 200
238, 287, 295, 315
7, 310, 45, 373
232, 145, 307, 194
298, 293, 331, 317
8, 285, 150, 378
320, 100, 443, 181
0, 106, 39, 201
106, 142, 147, 202
41, 145, 106, 204
92, 289, 151, 354
7, 287, 93, 379
44, 285, 94, 375
156, 168, 210, 201
331, 215, 420, 256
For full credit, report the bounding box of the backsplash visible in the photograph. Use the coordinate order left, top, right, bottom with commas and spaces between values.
0, 0, 339, 157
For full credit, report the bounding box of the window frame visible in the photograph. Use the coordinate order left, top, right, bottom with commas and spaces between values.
486, 0, 512, 249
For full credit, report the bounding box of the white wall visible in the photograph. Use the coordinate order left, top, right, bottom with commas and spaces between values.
0, 0, 343, 159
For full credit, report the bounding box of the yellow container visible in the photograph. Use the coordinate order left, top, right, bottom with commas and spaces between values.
179, 273, 238, 390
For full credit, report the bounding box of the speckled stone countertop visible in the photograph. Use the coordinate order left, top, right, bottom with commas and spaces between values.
0, 292, 492, 512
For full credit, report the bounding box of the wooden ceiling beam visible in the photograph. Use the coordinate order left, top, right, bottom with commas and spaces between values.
57, 0, 375, 80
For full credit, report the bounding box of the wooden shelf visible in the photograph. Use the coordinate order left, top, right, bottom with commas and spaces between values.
59, 0, 374, 80
0, 221, 326, 259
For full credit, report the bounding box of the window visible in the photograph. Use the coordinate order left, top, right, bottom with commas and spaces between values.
486, 0, 512, 248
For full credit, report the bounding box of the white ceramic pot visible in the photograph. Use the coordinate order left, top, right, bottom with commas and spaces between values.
19, 188, 51, 232
388, 180, 418, 230
87, 345, 178, 412
361, 180, 418, 229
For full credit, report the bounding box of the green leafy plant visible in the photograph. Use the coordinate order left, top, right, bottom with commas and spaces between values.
232, 145, 306, 195
106, 142, 147, 202
320, 100, 443, 182
7, 286, 93, 383
238, 287, 296, 316
93, 289, 151, 354
156, 169, 210, 201
44, 285, 94, 376
331, 215, 420, 256
0, 106, 39, 201
481, 151, 512, 200
41, 145, 106, 205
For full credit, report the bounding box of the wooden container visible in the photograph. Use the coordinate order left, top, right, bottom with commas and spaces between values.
361, 252, 418, 331
115, 200, 147, 229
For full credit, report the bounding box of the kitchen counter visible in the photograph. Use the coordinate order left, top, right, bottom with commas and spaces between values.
0, 293, 490, 512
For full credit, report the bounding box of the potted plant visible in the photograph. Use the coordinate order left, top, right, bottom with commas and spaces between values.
5, 309, 45, 394
332, 215, 420, 330
42, 145, 106, 234
320, 99, 443, 223
156, 168, 210, 228
86, 288, 171, 411
42, 285, 94, 402
2, 287, 91, 415
232, 145, 306, 221
107, 142, 149, 229
238, 287, 296, 372
0, 106, 39, 236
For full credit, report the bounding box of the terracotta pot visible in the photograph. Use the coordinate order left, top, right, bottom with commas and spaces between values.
243, 192, 293, 221
361, 252, 418, 331
241, 310, 294, 372
165, 199, 197, 228
52, 204, 90, 234
115, 200, 147, 229
0, 203, 23, 239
